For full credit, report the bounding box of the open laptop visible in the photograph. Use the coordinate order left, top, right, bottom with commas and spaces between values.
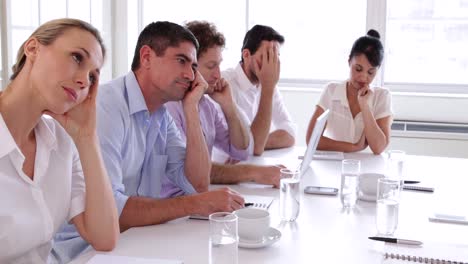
298, 109, 330, 177
190, 110, 329, 220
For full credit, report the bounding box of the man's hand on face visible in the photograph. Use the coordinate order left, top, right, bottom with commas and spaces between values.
208, 78, 235, 110
253, 42, 280, 92
183, 71, 209, 108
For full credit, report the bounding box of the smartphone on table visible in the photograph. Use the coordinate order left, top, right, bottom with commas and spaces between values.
428, 213, 468, 225
304, 186, 339, 196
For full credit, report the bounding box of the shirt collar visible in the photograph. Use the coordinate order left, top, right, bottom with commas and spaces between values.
126, 71, 149, 115
0, 114, 57, 159
330, 81, 349, 107
35, 116, 58, 152
235, 63, 257, 92
155, 104, 167, 120
0, 113, 18, 158
331, 81, 377, 108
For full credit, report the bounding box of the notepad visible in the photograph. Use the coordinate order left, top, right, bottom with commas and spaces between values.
87, 254, 183, 264
189, 195, 274, 220
382, 241, 468, 263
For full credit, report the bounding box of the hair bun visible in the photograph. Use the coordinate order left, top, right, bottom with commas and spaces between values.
367, 29, 380, 39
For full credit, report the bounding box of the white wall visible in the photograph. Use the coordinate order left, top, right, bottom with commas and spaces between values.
280, 86, 468, 158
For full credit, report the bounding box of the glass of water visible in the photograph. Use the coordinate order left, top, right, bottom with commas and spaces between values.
386, 150, 406, 181
376, 178, 400, 235
340, 159, 360, 208
280, 168, 301, 221
209, 212, 238, 264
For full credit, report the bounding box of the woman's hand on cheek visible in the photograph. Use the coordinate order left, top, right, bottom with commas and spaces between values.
45, 84, 98, 143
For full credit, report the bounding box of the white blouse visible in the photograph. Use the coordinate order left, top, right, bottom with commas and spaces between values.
317, 81, 392, 144
0, 114, 86, 263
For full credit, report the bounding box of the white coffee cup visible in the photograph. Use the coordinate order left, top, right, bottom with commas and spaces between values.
234, 208, 270, 241
358, 173, 385, 201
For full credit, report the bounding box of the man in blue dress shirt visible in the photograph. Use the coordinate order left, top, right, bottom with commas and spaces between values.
51, 21, 244, 263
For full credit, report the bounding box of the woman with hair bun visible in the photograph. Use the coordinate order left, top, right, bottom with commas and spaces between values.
306, 29, 392, 154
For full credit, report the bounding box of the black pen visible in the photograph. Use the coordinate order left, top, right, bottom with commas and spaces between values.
403, 180, 420, 184
369, 236, 423, 246
244, 203, 254, 207
402, 185, 434, 192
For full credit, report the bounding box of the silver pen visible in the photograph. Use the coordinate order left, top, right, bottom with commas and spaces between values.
368, 236, 423, 246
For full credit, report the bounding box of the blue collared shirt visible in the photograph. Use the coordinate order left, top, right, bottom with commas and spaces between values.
97, 71, 196, 212
52, 71, 196, 263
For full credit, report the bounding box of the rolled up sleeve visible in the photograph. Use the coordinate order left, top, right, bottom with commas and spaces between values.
164, 114, 197, 195
68, 146, 86, 221
374, 88, 393, 120
213, 105, 249, 161
272, 89, 297, 139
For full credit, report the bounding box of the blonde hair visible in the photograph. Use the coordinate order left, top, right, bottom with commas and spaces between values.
10, 18, 106, 80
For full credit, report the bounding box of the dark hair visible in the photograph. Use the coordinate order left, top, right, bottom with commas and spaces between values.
10, 18, 105, 80
348, 29, 384, 67
131, 21, 199, 71
185, 21, 225, 59
240, 25, 284, 62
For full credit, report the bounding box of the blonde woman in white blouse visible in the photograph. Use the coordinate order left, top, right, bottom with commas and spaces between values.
306, 29, 393, 155
0, 18, 118, 263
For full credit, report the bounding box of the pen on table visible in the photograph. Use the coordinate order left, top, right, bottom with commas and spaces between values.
402, 185, 435, 192
403, 180, 420, 184
368, 236, 423, 246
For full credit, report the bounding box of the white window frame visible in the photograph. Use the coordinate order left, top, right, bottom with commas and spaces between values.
0, 0, 113, 89
370, 0, 468, 95
4, 0, 465, 95
1, 0, 12, 88
124, 0, 467, 96
278, 0, 468, 95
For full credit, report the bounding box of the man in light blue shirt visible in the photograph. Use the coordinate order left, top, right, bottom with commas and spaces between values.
52, 21, 244, 263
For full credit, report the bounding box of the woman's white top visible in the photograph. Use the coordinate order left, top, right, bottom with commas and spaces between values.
317, 81, 392, 144
0, 114, 86, 263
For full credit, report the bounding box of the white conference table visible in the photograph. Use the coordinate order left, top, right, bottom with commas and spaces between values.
73, 147, 468, 263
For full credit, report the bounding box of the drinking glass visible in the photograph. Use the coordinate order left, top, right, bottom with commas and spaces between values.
280, 169, 301, 221
376, 178, 400, 235
209, 212, 238, 264
340, 159, 360, 208
386, 150, 406, 181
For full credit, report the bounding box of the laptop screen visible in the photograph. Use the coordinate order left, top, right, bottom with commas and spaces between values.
299, 109, 330, 176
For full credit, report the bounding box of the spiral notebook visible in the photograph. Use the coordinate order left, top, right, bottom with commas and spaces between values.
383, 242, 468, 263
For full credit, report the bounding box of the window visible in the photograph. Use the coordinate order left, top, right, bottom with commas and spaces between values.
127, 1, 467, 93
5, 0, 111, 82
0, 26, 2, 85
385, 0, 468, 85
134, 0, 367, 82
0, 0, 8, 87
10, 0, 38, 68
131, 0, 246, 71
248, 0, 367, 82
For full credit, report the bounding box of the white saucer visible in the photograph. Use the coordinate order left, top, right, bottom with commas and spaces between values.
238, 227, 281, 249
